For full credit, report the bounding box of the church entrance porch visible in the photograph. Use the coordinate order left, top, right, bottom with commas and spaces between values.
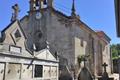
78, 67, 93, 80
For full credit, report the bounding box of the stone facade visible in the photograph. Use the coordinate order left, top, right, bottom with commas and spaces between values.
0, 21, 59, 80
0, 0, 112, 80
20, 0, 112, 79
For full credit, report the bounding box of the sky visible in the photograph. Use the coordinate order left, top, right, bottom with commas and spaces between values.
0, 0, 119, 44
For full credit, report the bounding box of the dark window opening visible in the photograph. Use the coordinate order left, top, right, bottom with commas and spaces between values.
91, 37, 94, 54
14, 30, 21, 41
81, 38, 84, 47
34, 65, 43, 77
37, 31, 42, 38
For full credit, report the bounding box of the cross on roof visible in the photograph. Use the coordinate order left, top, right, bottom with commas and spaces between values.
71, 0, 76, 17
11, 4, 20, 22
102, 62, 108, 72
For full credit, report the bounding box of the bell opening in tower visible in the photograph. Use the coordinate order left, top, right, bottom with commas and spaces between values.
29, 0, 53, 12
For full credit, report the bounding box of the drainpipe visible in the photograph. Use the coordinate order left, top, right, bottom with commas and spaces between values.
118, 59, 120, 80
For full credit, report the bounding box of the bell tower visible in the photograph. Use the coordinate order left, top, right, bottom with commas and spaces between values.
27, 0, 54, 52
29, 0, 53, 12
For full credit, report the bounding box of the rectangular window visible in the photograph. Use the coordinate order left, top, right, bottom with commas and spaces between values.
34, 65, 43, 77
106, 46, 108, 54
91, 37, 94, 54
81, 38, 84, 47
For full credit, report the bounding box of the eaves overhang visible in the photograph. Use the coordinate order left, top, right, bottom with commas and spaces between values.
115, 0, 120, 37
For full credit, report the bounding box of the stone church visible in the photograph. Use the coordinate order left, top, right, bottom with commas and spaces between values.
0, 0, 112, 80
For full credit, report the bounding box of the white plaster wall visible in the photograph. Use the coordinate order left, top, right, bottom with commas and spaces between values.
93, 38, 99, 76
0, 63, 5, 80
43, 66, 51, 78
3, 21, 18, 45
102, 43, 111, 74
35, 49, 56, 61
51, 66, 57, 77
21, 64, 32, 79
73, 24, 89, 66
5, 63, 21, 80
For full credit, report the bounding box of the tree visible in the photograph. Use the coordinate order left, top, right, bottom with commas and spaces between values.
111, 44, 120, 59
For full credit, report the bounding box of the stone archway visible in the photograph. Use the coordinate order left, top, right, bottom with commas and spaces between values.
78, 67, 93, 80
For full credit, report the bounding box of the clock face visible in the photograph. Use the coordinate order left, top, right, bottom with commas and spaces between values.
36, 12, 42, 19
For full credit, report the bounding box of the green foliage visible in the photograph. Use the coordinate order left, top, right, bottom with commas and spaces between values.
111, 44, 120, 59
77, 55, 84, 63
77, 55, 85, 67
